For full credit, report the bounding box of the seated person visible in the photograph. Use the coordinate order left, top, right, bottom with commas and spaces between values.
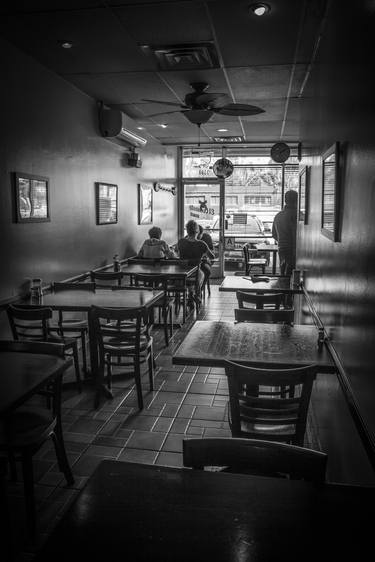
177, 220, 215, 305
197, 224, 214, 282
138, 226, 175, 259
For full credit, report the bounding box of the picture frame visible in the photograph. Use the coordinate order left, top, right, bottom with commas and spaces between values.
95, 182, 118, 225
14, 172, 50, 223
321, 142, 340, 241
298, 165, 309, 224
138, 183, 153, 225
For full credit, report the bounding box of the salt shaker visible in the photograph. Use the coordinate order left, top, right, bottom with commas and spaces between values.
30, 278, 42, 304
317, 327, 325, 350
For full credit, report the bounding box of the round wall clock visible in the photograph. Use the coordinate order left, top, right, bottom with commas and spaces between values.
213, 157, 234, 179
270, 142, 291, 163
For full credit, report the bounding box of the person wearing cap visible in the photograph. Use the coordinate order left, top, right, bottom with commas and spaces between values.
272, 190, 298, 276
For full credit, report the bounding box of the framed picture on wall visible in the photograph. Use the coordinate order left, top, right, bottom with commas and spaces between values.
14, 172, 50, 223
138, 183, 153, 225
298, 165, 309, 224
95, 182, 118, 225
321, 142, 340, 241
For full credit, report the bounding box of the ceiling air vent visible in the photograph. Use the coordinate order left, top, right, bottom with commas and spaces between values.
211, 136, 245, 143
141, 42, 219, 70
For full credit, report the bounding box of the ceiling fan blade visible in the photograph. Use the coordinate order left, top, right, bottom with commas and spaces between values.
145, 110, 181, 118
194, 92, 231, 107
141, 98, 187, 108
213, 103, 265, 116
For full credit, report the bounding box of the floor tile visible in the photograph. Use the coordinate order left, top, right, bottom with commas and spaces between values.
126, 430, 166, 451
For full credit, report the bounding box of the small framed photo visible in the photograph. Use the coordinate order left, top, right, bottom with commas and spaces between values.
321, 142, 340, 241
138, 183, 153, 225
14, 172, 50, 223
95, 182, 118, 225
298, 165, 309, 224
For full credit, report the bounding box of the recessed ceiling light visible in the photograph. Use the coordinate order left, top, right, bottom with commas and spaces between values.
249, 3, 271, 16
137, 126, 145, 130
217, 128, 228, 132
159, 124, 168, 128
60, 40, 73, 49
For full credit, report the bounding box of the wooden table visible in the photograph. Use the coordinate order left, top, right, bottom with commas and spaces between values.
173, 321, 335, 372
219, 275, 302, 293
33, 460, 374, 562
0, 350, 71, 416
255, 243, 279, 274
121, 262, 198, 280
39, 289, 163, 407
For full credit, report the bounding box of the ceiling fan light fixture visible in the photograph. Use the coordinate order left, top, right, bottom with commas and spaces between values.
60, 40, 73, 49
249, 3, 271, 16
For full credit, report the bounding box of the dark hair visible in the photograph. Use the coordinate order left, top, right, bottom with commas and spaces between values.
198, 224, 204, 235
148, 226, 162, 239
186, 220, 199, 236
285, 190, 298, 207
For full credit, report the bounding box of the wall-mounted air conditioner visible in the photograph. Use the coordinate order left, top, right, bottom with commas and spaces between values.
99, 108, 147, 148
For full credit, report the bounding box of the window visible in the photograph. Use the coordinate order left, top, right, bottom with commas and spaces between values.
244, 195, 271, 206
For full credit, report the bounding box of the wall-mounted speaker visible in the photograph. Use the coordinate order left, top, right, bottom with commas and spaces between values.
126, 152, 142, 168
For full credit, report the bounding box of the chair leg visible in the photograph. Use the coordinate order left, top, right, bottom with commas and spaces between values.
134, 359, 144, 410
169, 306, 173, 338
148, 345, 154, 392
21, 452, 36, 541
8, 451, 17, 481
80, 329, 88, 376
51, 426, 74, 486
67, 341, 82, 393
163, 308, 169, 347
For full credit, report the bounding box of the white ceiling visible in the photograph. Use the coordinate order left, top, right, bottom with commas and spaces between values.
0, 0, 326, 146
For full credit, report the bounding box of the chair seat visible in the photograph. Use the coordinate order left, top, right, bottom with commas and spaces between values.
0, 407, 53, 447
50, 319, 87, 330
103, 335, 152, 355
240, 421, 296, 439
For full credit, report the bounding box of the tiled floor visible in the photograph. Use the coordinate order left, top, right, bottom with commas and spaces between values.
5, 283, 320, 561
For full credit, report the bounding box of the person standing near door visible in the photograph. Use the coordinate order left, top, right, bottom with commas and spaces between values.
272, 190, 298, 276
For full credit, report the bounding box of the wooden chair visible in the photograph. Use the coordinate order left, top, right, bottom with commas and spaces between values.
0, 340, 74, 539
133, 273, 174, 347
90, 305, 154, 410
49, 282, 95, 375
224, 361, 317, 446
89, 270, 122, 289
182, 438, 327, 483
7, 304, 82, 392
243, 244, 267, 275
234, 307, 294, 324
236, 290, 285, 310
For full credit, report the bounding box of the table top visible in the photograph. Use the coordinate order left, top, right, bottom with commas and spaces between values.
0, 351, 70, 415
173, 321, 334, 372
33, 460, 374, 562
121, 263, 197, 277
219, 275, 301, 293
32, 288, 163, 311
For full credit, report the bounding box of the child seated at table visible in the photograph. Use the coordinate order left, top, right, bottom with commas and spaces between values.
138, 226, 175, 259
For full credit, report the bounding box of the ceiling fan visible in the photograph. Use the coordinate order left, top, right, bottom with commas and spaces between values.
142, 82, 265, 126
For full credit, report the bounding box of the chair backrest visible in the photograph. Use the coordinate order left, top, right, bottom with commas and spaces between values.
89, 271, 122, 288
234, 307, 294, 324
133, 273, 168, 291
90, 305, 148, 360
182, 437, 327, 483
52, 282, 96, 292
236, 291, 284, 310
224, 361, 317, 446
7, 304, 53, 341
243, 243, 259, 261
